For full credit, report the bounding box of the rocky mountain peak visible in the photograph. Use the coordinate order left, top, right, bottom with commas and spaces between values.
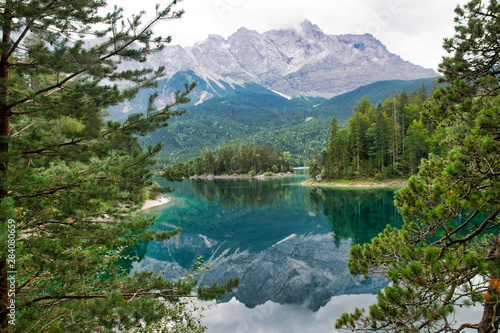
233, 26, 260, 37
205, 34, 227, 43
298, 19, 324, 38
133, 21, 438, 100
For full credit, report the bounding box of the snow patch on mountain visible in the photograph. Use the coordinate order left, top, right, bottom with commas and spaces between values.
271, 89, 292, 100
119, 20, 438, 103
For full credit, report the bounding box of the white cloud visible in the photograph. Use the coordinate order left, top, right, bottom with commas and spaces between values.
107, 0, 471, 70
200, 294, 483, 332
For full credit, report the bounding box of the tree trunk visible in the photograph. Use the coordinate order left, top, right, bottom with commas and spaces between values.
480, 230, 500, 333
0, 2, 11, 188
0, 3, 12, 332
478, 288, 500, 333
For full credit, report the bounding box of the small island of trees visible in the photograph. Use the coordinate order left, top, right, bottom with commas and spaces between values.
309, 87, 440, 182
163, 143, 294, 180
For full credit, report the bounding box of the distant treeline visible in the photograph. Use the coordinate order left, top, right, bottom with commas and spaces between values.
310, 86, 443, 180
163, 144, 293, 179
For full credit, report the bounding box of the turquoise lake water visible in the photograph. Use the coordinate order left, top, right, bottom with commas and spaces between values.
131, 174, 406, 332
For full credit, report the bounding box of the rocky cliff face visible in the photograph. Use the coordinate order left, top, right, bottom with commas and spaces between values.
198, 233, 387, 311
130, 232, 387, 312
134, 20, 437, 99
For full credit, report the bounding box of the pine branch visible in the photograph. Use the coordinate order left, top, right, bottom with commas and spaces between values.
15, 151, 153, 198
5, 0, 59, 60
27, 291, 195, 305
9, 69, 86, 109
15, 271, 42, 295
8, 2, 181, 110
432, 209, 481, 246
16, 185, 69, 198
117, 149, 158, 175
109, 82, 195, 136
11, 122, 35, 137
441, 210, 500, 250
458, 323, 479, 331
100, 5, 174, 62
8, 61, 38, 67
20, 138, 84, 156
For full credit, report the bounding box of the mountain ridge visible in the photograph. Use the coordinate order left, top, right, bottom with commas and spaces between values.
109, 21, 440, 162
123, 20, 437, 103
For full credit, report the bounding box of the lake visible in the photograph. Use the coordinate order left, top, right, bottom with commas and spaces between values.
131, 174, 404, 332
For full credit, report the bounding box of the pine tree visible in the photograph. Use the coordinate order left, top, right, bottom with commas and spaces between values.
0, 1, 238, 332
322, 117, 339, 180
365, 105, 390, 172
308, 148, 320, 179
204, 149, 216, 174
336, 1, 500, 331
348, 104, 370, 173
403, 120, 429, 174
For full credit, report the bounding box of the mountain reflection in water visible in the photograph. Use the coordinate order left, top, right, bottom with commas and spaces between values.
130, 175, 402, 314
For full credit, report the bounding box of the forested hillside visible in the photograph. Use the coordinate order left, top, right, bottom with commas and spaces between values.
310, 86, 441, 180
130, 76, 437, 164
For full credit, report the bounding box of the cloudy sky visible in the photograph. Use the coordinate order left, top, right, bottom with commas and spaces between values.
108, 0, 470, 71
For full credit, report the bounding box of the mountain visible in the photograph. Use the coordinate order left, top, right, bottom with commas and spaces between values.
317, 77, 438, 115
109, 21, 439, 162
132, 233, 387, 311
107, 69, 325, 123
116, 20, 437, 107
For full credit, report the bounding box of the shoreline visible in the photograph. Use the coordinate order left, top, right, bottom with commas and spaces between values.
192, 172, 297, 180
301, 179, 408, 188
137, 196, 171, 212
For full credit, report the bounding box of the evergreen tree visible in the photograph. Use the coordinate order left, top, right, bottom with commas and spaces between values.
204, 149, 216, 174
403, 120, 429, 174
366, 105, 390, 173
348, 111, 369, 172
0, 1, 238, 332
336, 1, 500, 331
308, 148, 320, 179
319, 90, 434, 180
322, 117, 339, 180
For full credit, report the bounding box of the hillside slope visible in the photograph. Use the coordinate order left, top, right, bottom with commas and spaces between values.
135, 77, 437, 163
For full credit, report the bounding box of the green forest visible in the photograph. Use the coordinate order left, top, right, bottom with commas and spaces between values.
309, 86, 442, 180
164, 143, 294, 178
133, 73, 437, 165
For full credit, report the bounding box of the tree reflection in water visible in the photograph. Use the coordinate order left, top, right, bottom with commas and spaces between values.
126, 177, 403, 311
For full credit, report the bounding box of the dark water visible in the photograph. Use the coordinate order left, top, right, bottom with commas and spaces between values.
130, 174, 405, 332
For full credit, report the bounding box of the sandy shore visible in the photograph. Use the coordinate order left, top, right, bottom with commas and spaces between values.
301, 180, 408, 188
137, 196, 171, 212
